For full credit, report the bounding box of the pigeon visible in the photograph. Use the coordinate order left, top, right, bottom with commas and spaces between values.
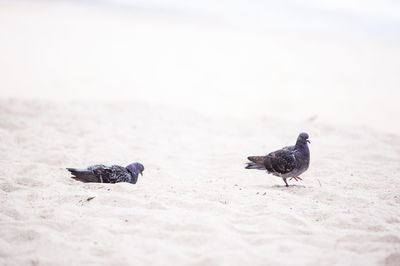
67, 162, 144, 184
245, 132, 310, 187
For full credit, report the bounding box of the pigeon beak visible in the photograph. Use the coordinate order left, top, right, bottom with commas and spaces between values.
140, 172, 143, 176
307, 140, 311, 144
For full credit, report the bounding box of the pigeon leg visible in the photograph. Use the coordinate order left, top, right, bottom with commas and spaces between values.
289, 176, 303, 181
283, 178, 289, 187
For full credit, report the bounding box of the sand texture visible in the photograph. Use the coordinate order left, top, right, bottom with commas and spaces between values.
1, 99, 399, 266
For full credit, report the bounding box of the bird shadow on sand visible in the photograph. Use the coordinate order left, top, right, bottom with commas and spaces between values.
251, 184, 307, 191
271, 184, 306, 190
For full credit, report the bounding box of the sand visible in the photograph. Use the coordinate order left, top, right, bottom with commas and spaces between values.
1, 1, 400, 265
1, 99, 399, 266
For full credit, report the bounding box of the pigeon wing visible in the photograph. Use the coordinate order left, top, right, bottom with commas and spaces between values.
91, 165, 116, 183
94, 165, 131, 183
87, 164, 112, 171
264, 149, 296, 175
111, 166, 132, 183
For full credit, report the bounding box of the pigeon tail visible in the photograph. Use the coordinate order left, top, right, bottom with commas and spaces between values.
245, 156, 266, 170
67, 168, 98, 183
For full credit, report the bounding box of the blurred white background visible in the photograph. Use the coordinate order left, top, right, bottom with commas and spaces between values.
1, 0, 399, 132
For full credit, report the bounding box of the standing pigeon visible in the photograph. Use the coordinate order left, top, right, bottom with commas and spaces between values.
67, 162, 144, 184
245, 132, 310, 187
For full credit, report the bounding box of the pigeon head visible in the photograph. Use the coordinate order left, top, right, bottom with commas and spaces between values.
126, 162, 144, 176
297, 132, 310, 145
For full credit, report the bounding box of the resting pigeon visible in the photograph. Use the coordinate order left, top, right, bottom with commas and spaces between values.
245, 132, 310, 187
67, 162, 144, 184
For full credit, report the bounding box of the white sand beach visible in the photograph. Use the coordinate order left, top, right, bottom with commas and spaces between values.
0, 1, 400, 265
